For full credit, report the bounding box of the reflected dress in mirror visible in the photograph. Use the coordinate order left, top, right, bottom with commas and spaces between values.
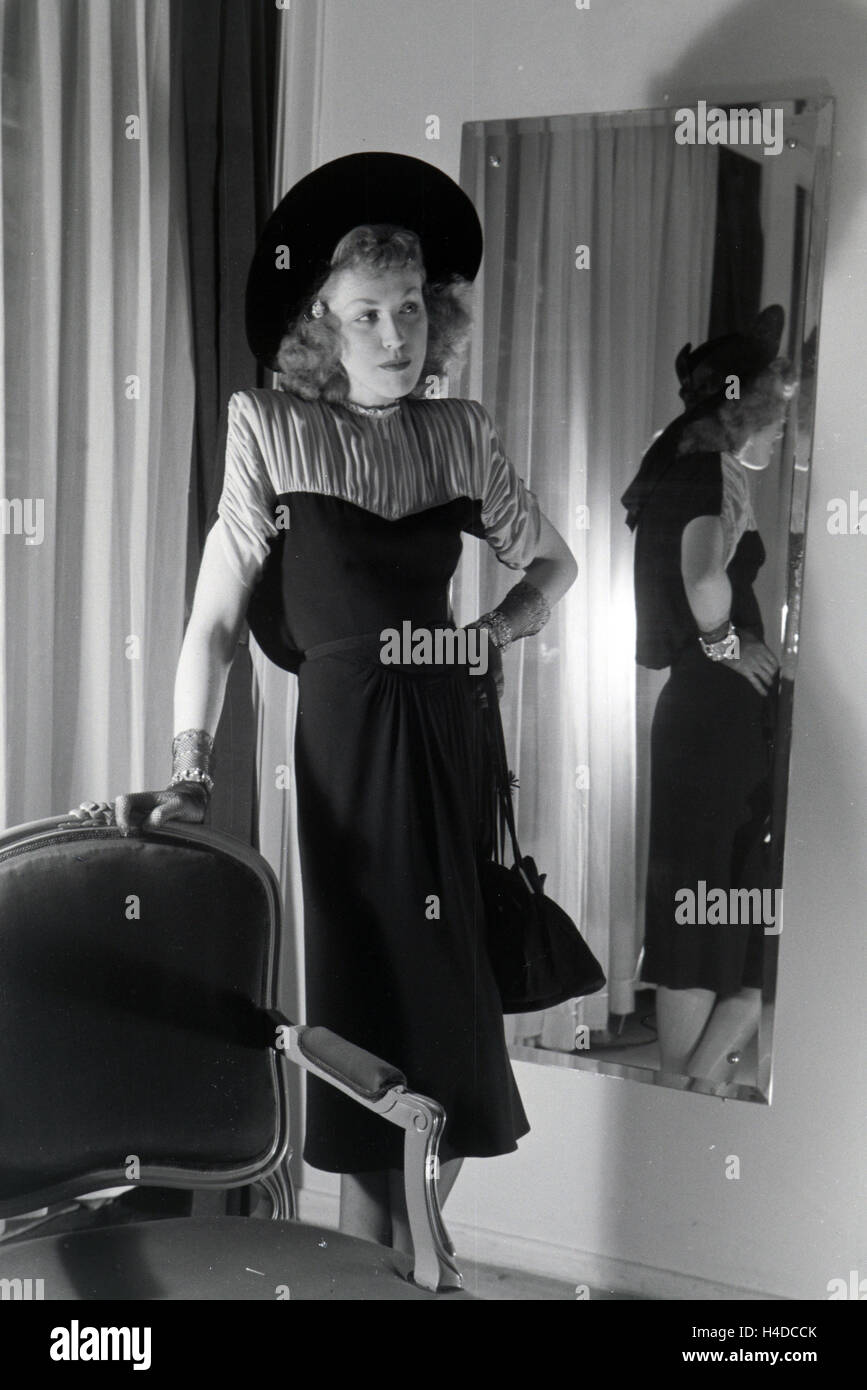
622, 310, 792, 1087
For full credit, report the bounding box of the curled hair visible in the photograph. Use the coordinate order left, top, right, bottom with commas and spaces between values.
275, 224, 473, 401
678, 359, 797, 454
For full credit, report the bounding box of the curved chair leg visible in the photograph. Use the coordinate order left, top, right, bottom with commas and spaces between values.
258, 1159, 295, 1221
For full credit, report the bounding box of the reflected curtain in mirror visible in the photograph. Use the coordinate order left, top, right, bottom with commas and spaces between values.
457, 112, 718, 1034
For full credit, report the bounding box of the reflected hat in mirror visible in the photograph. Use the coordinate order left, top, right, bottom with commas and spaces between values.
675, 305, 785, 409
245, 152, 484, 370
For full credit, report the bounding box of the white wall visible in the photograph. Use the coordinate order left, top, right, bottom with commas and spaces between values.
303, 0, 867, 1298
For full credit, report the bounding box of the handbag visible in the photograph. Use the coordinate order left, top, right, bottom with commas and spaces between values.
476, 676, 606, 1014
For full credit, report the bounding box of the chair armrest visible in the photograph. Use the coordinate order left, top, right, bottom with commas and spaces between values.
267, 1014, 462, 1294
294, 1026, 407, 1101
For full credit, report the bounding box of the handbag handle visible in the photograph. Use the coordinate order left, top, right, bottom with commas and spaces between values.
480, 673, 524, 871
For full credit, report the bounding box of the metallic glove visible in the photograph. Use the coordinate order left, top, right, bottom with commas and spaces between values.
473, 579, 552, 652
65, 731, 214, 835
169, 728, 215, 798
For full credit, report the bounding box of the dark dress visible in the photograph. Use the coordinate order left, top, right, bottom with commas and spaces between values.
214, 389, 537, 1172
630, 448, 774, 997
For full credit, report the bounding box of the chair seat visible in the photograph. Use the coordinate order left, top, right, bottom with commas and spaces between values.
0, 1216, 475, 1301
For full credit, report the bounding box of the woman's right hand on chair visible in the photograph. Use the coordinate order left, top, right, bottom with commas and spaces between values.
66, 785, 208, 835
116, 785, 208, 834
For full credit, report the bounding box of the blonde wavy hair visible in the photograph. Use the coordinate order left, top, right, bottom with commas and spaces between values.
678, 358, 797, 454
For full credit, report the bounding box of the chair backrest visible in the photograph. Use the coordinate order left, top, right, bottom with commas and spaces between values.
0, 818, 289, 1219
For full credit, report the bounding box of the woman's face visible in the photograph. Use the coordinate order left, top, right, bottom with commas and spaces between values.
734, 387, 791, 471
324, 264, 428, 406
737, 418, 785, 471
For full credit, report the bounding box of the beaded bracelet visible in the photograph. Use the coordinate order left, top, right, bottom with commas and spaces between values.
698, 621, 739, 662
475, 610, 513, 651
169, 768, 214, 796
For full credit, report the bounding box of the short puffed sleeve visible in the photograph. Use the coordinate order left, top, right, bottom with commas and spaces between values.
466, 401, 542, 569
213, 392, 278, 591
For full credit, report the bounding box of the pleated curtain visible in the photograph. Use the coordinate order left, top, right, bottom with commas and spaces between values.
174, 0, 279, 845
0, 0, 193, 826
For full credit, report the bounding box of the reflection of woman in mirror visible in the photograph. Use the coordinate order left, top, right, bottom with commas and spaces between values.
622, 307, 795, 1089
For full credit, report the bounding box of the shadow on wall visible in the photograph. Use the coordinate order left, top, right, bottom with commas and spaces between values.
651, 0, 867, 254
590, 0, 867, 1300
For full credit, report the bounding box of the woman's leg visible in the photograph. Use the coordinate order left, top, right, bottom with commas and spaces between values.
655, 985, 716, 1085
686, 986, 762, 1083
387, 1157, 464, 1257
338, 1170, 391, 1245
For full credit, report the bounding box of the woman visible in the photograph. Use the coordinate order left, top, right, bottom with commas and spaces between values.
621, 306, 794, 1089
70, 153, 577, 1248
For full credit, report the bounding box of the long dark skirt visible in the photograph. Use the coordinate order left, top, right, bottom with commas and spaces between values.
641, 645, 774, 997
294, 633, 529, 1174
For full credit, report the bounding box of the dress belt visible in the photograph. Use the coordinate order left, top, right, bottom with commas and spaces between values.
301, 631, 385, 662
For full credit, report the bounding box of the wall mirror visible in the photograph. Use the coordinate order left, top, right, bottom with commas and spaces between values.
455, 96, 834, 1103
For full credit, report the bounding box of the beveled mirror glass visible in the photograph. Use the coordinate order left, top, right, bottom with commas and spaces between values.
456, 95, 834, 1102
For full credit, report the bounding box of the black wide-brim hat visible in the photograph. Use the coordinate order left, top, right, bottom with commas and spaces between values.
675, 304, 785, 409
622, 305, 787, 532
246, 152, 484, 371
